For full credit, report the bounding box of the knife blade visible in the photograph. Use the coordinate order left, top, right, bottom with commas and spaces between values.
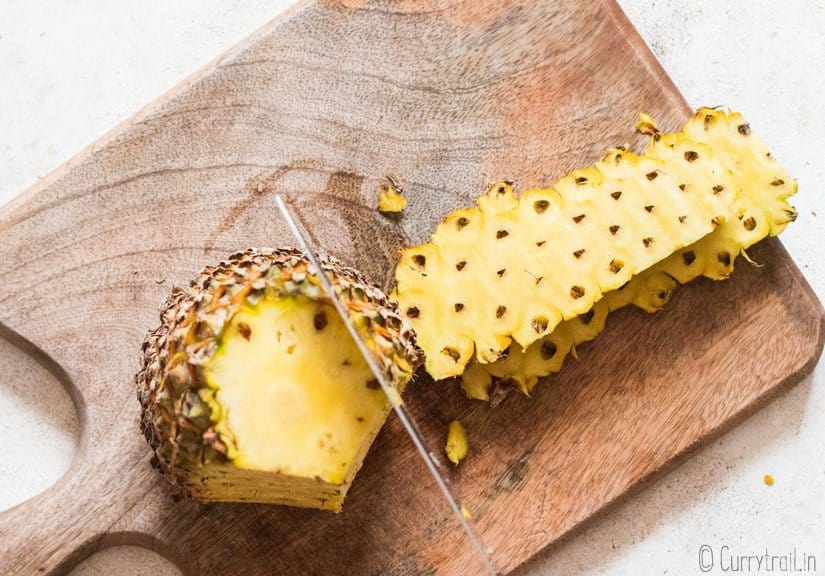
274, 194, 499, 575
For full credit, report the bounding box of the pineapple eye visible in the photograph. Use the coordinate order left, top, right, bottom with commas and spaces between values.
496, 230, 509, 239
743, 216, 756, 231
642, 237, 654, 247
575, 176, 588, 184
738, 123, 751, 135
540, 341, 557, 360
456, 217, 470, 229
712, 185, 724, 194
609, 225, 620, 235
534, 199, 550, 213
495, 305, 507, 318
611, 191, 622, 200
608, 259, 623, 274
496, 268, 506, 277
678, 215, 687, 223
237, 322, 252, 340
366, 379, 380, 390
572, 214, 586, 223
645, 205, 654, 213
682, 250, 696, 266
442, 347, 461, 362
405, 307, 420, 318
570, 285, 585, 299
313, 313, 328, 331
454, 303, 465, 312
678, 184, 686, 191
717, 251, 732, 266
531, 316, 548, 334
412, 254, 426, 268
573, 249, 585, 259
684, 150, 699, 162
579, 310, 595, 325
771, 178, 785, 186
456, 261, 467, 271
646, 171, 658, 181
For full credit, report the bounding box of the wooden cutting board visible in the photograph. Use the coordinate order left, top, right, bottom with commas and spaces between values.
0, 1, 822, 574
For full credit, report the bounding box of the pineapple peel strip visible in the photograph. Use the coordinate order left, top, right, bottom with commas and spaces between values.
393, 108, 793, 381
461, 108, 798, 398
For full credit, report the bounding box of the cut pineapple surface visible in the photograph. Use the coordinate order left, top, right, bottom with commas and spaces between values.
206, 296, 388, 484
137, 248, 419, 511
461, 108, 797, 399
394, 110, 749, 380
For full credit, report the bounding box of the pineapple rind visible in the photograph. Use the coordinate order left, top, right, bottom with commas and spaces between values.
137, 248, 420, 506
394, 112, 747, 380
462, 108, 797, 397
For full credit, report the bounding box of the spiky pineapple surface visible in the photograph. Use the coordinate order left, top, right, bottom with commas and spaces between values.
394, 111, 749, 381
461, 108, 797, 399
137, 248, 419, 511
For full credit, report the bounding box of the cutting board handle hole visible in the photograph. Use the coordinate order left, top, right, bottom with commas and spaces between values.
57, 532, 186, 576
0, 322, 82, 513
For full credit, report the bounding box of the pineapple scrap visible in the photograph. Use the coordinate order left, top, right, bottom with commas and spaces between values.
445, 420, 468, 465
378, 177, 407, 214
394, 108, 758, 380
461, 108, 797, 399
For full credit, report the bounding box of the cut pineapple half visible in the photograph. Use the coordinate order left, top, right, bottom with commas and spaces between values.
461, 108, 797, 399
137, 248, 419, 511
394, 109, 749, 380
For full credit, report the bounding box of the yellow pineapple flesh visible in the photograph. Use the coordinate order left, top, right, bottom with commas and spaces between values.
461, 108, 797, 399
199, 296, 391, 506
393, 111, 747, 380
378, 186, 407, 214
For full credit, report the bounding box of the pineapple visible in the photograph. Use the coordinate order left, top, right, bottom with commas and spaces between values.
393, 110, 752, 381
445, 420, 468, 465
461, 108, 797, 399
378, 177, 407, 215
137, 248, 419, 511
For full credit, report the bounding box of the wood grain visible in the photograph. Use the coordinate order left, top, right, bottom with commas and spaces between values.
0, 1, 822, 574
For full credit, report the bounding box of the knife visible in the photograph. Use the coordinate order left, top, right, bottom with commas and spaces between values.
275, 194, 499, 575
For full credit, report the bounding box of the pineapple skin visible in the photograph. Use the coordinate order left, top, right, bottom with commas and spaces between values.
462, 108, 798, 399
136, 248, 420, 505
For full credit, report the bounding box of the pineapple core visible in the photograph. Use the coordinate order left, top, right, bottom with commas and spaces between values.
200, 295, 389, 509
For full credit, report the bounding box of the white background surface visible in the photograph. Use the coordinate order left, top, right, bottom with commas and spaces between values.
1, 2, 822, 575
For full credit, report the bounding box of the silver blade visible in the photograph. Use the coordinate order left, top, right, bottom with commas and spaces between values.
275, 195, 499, 575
